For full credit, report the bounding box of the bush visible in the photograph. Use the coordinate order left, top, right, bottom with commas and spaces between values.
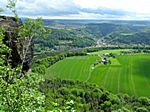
58, 87, 70, 95
138, 97, 150, 106
32, 65, 46, 74
101, 101, 112, 111
136, 107, 148, 112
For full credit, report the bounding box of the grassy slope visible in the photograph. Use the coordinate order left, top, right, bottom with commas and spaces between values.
46, 50, 150, 97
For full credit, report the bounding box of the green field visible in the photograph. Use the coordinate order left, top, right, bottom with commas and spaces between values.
87, 49, 130, 55
46, 50, 150, 97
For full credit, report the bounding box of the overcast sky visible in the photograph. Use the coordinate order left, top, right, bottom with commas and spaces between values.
1, 0, 150, 20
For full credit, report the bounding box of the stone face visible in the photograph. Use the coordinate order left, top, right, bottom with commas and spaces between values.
0, 16, 33, 73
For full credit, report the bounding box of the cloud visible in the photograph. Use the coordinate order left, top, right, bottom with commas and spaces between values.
16, 0, 81, 16
81, 8, 132, 16
0, 0, 150, 20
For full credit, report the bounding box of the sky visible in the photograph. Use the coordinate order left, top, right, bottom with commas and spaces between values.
1, 0, 150, 20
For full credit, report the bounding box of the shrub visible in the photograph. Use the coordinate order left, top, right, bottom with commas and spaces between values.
136, 107, 148, 112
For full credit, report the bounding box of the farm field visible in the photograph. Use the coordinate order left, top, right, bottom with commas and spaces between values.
87, 49, 130, 55
46, 50, 150, 97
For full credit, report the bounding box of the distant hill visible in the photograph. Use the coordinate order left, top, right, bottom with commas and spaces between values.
105, 31, 150, 45
34, 19, 150, 54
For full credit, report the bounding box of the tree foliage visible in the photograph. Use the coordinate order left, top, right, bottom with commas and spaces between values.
40, 78, 150, 111
0, 1, 46, 111
0, 25, 46, 111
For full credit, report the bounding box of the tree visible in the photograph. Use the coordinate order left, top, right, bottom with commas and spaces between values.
0, 25, 46, 112
0, 0, 47, 111
17, 18, 46, 77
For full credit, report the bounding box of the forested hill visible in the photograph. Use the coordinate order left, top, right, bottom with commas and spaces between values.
34, 20, 150, 54
42, 19, 150, 27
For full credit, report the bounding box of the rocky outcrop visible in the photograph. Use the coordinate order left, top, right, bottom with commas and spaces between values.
0, 16, 33, 73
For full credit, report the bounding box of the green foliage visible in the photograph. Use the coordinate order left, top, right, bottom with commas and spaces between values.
0, 26, 46, 111
32, 64, 46, 74
18, 18, 45, 39
49, 100, 75, 111
101, 101, 112, 111
138, 97, 150, 106
135, 107, 148, 112
0, 1, 48, 111
40, 78, 150, 111
34, 28, 96, 53
105, 31, 150, 45
0, 73, 45, 112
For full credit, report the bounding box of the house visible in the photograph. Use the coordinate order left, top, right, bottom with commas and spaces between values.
101, 58, 111, 65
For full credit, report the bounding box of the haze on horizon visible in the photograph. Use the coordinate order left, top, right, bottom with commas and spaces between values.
1, 0, 150, 20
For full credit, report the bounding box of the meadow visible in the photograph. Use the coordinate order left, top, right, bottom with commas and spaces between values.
46, 50, 150, 97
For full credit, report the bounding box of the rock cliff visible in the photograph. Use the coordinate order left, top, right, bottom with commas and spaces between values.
0, 16, 33, 73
